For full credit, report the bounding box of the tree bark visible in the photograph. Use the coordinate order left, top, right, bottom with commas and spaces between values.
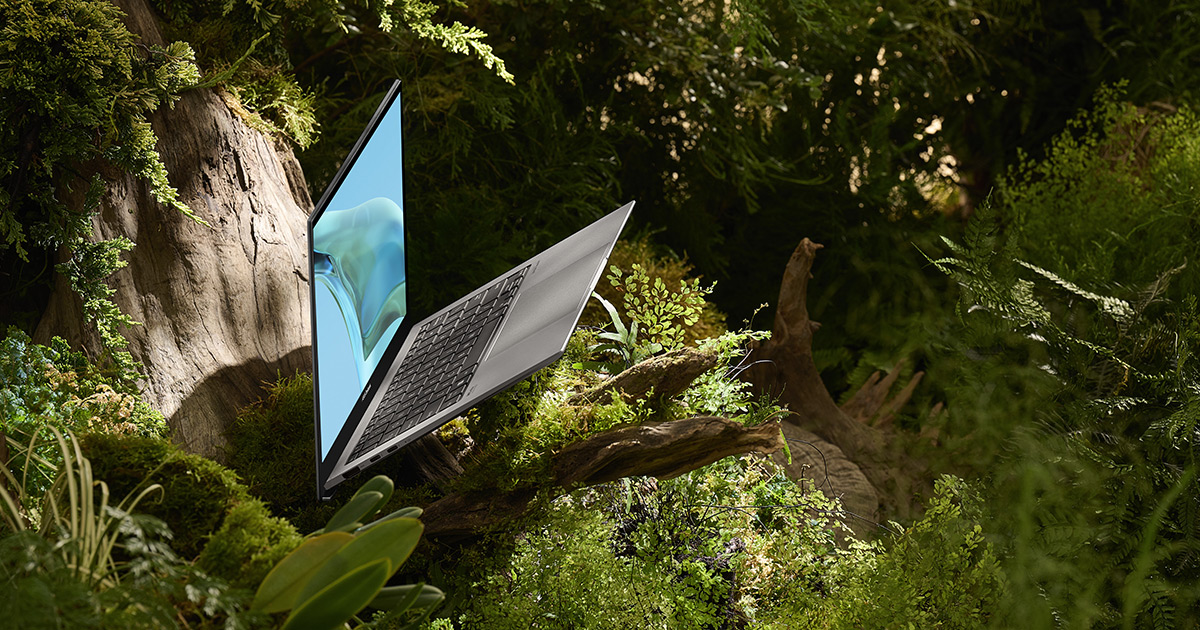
35, 0, 313, 461
739, 239, 930, 519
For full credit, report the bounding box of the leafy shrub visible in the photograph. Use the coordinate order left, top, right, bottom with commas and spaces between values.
766, 476, 1004, 629
929, 89, 1200, 628
250, 475, 443, 630
681, 329, 778, 424
605, 263, 712, 352
0, 0, 201, 366
0, 427, 254, 629
433, 456, 1001, 629
0, 328, 165, 503
1001, 84, 1200, 296
586, 237, 726, 346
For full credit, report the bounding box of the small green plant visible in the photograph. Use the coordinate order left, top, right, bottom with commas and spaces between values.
575, 262, 717, 375
252, 475, 444, 630
0, 426, 164, 580
682, 328, 780, 424
575, 292, 659, 373
0, 328, 165, 505
607, 263, 713, 352
0, 426, 256, 627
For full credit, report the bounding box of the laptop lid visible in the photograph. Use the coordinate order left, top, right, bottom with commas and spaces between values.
308, 80, 412, 491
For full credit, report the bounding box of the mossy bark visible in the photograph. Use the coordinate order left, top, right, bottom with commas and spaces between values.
420, 415, 784, 539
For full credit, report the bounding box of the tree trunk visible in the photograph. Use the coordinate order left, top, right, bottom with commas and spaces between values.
35, 0, 313, 460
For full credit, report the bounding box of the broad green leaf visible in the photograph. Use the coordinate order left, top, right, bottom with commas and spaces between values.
322, 490, 384, 533
357, 506, 422, 533
369, 582, 445, 612
592, 292, 628, 338
354, 475, 395, 519
252, 532, 353, 613
296, 517, 424, 604
281, 558, 390, 630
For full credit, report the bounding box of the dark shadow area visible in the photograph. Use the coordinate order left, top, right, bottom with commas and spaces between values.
171, 345, 312, 462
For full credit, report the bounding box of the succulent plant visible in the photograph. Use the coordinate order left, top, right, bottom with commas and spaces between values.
251, 475, 444, 630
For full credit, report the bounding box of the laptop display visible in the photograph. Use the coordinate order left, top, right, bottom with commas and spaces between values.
311, 88, 406, 460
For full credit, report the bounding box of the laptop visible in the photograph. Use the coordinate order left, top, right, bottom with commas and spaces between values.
309, 80, 633, 499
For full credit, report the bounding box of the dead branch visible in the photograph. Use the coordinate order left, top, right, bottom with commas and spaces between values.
421, 415, 783, 539
840, 358, 926, 427
738, 238, 930, 519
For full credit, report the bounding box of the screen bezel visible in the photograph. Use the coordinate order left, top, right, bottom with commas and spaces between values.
308, 80, 418, 498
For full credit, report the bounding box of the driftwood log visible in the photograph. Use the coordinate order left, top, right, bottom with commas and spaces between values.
421, 415, 784, 539
740, 239, 930, 520
418, 348, 777, 538
565, 346, 719, 406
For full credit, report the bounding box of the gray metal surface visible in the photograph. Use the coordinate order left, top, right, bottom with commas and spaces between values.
324, 201, 634, 489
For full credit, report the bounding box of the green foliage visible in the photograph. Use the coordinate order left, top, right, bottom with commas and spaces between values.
682, 329, 779, 424
80, 432, 252, 560
0, 0, 200, 256
929, 91, 1200, 628
767, 476, 1004, 629
57, 235, 143, 377
606, 263, 713, 352
0, 427, 255, 629
0, 0, 202, 363
0, 521, 256, 629
434, 457, 1000, 629
575, 292, 658, 374
252, 475, 443, 630
576, 240, 727, 374
226, 373, 322, 522
0, 328, 165, 504
1001, 84, 1200, 295
150, 0, 512, 151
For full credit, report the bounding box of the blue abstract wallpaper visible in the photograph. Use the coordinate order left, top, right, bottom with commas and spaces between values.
312, 98, 406, 458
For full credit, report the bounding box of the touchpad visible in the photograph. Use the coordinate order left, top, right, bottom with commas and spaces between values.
487, 248, 604, 359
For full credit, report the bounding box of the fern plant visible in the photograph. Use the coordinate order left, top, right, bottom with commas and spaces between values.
575, 292, 660, 374
932, 199, 1200, 628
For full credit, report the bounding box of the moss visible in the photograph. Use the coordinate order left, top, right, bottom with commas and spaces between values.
80, 432, 249, 560
226, 372, 458, 532
195, 497, 302, 589
224, 373, 331, 528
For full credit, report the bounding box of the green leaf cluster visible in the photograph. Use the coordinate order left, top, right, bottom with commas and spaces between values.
606, 263, 713, 352
253, 475, 443, 630
0, 328, 165, 504
0, 0, 201, 364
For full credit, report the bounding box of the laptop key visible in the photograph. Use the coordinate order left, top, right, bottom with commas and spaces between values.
351, 266, 527, 461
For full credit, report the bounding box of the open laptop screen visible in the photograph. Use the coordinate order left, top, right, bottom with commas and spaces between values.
310, 87, 406, 460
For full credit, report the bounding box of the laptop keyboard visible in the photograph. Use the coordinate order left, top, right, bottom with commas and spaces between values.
348, 266, 529, 462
